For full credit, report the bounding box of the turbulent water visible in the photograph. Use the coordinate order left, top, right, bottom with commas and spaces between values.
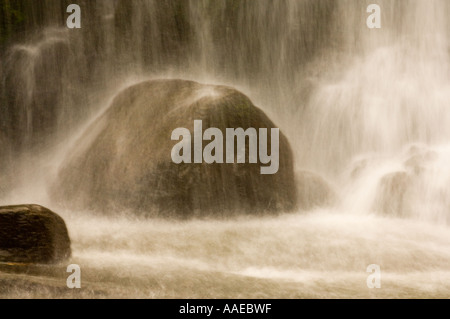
1, 0, 450, 298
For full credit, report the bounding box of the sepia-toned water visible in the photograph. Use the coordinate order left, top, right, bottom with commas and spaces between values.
1, 0, 450, 298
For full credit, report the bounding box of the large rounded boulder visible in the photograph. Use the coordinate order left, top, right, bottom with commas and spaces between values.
295, 170, 336, 210
0, 205, 71, 264
52, 79, 297, 217
373, 171, 411, 218
372, 145, 443, 220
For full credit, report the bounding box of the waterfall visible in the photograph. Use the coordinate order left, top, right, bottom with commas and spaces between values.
1, 0, 450, 298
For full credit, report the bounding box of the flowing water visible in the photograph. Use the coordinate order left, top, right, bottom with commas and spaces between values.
1, 0, 450, 298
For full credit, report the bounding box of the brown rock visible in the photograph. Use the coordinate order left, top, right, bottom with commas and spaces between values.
52, 79, 297, 218
296, 170, 335, 210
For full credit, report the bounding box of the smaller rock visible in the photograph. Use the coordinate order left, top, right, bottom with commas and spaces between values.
373, 172, 411, 217
296, 171, 336, 210
0, 205, 71, 264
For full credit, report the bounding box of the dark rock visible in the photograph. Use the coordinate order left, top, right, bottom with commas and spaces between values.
0, 205, 71, 264
52, 79, 297, 218
295, 170, 335, 210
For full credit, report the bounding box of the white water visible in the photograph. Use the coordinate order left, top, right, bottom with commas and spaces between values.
1, 0, 450, 298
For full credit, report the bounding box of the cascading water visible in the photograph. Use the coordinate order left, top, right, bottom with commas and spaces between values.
1, 0, 450, 298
